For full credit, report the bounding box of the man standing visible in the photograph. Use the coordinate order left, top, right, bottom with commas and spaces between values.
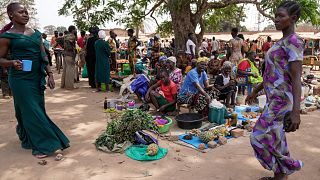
262, 36, 272, 55
61, 25, 77, 90
201, 39, 208, 52
77, 31, 86, 49
185, 33, 196, 61
108, 30, 119, 71
127, 29, 140, 73
211, 36, 219, 57
51, 31, 59, 67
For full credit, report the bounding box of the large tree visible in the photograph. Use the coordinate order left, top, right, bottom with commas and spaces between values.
59, 0, 320, 52
56, 26, 67, 33
0, 0, 38, 28
43, 25, 56, 35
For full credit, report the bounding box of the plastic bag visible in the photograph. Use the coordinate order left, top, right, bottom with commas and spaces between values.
209, 99, 224, 108
82, 64, 88, 78
134, 131, 158, 145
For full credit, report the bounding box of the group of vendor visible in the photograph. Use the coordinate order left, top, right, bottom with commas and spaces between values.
130, 47, 263, 116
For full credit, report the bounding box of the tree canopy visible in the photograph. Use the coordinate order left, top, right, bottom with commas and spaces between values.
43, 25, 56, 35
59, 0, 320, 51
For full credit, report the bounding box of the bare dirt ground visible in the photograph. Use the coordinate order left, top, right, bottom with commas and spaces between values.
1, 70, 320, 180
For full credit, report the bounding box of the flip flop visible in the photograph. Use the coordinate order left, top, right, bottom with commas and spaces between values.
35, 154, 48, 159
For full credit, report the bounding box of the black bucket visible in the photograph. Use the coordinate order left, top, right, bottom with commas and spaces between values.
175, 113, 204, 130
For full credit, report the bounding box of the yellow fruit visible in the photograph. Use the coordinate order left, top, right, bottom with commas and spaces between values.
146, 143, 158, 156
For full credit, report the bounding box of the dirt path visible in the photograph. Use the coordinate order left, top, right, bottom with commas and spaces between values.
0, 71, 320, 180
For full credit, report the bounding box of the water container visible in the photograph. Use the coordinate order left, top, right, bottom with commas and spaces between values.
208, 106, 228, 125
257, 95, 266, 109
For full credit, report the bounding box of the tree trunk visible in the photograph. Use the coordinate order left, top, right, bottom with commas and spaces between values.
168, 1, 197, 54
135, 26, 139, 38
168, 0, 206, 55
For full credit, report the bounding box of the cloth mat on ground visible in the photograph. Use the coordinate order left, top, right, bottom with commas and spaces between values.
234, 105, 260, 121
125, 145, 168, 161
179, 135, 233, 149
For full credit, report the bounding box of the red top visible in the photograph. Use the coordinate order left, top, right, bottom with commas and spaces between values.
158, 80, 177, 102
77, 37, 85, 49
238, 60, 250, 71
262, 42, 271, 52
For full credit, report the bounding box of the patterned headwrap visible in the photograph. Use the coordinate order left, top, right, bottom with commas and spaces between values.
159, 56, 167, 62
197, 57, 209, 63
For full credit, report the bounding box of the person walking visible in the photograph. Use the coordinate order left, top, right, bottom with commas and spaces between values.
246, 1, 304, 179
94, 30, 111, 92
61, 25, 77, 90
0, 2, 69, 158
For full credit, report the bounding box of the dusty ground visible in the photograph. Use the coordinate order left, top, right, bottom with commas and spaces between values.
0, 70, 320, 180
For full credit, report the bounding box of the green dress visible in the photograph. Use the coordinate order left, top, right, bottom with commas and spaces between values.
94, 39, 111, 84
0, 30, 70, 155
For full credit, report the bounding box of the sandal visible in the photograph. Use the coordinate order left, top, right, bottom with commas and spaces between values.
35, 154, 48, 159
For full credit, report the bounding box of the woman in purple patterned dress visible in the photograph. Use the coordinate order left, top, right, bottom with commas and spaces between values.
246, 1, 304, 179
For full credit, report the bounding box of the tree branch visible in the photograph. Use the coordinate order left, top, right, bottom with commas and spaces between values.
145, 0, 165, 16
255, 3, 275, 21
207, 0, 258, 9
150, 10, 160, 27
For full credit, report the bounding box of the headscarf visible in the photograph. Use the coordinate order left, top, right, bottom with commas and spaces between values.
159, 56, 167, 62
135, 63, 147, 74
222, 61, 232, 69
167, 56, 177, 65
197, 57, 209, 63
98, 30, 106, 39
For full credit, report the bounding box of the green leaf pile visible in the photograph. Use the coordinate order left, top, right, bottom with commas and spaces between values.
95, 109, 158, 151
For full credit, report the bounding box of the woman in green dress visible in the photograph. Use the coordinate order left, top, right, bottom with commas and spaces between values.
94, 30, 111, 92
0, 3, 69, 158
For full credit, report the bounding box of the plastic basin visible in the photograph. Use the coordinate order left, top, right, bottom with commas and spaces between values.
175, 113, 203, 130
158, 117, 173, 134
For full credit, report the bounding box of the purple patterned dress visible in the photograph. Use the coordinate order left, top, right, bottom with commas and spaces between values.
250, 33, 304, 175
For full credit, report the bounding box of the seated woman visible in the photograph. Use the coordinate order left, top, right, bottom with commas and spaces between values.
146, 70, 177, 114
236, 51, 263, 94
166, 56, 182, 90
128, 62, 150, 102
184, 58, 197, 75
214, 63, 237, 108
177, 57, 218, 115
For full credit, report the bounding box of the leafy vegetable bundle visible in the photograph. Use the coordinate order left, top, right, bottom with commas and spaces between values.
95, 109, 158, 151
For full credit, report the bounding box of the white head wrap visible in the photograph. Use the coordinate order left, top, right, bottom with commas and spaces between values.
167, 56, 177, 65
98, 30, 106, 39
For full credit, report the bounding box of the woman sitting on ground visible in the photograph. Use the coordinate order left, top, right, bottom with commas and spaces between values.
166, 56, 182, 90
146, 70, 177, 115
214, 62, 237, 108
177, 57, 219, 115
128, 62, 150, 102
